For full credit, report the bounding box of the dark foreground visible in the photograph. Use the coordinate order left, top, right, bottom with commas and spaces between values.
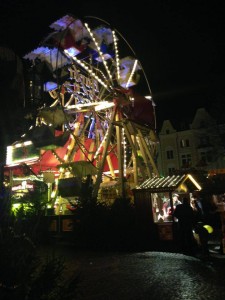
39, 242, 225, 300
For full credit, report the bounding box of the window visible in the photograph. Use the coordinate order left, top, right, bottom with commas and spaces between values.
200, 151, 212, 163
199, 136, 210, 147
168, 167, 175, 175
180, 139, 190, 148
181, 154, 192, 167
166, 150, 174, 159
166, 129, 170, 134
151, 192, 173, 223
200, 120, 206, 128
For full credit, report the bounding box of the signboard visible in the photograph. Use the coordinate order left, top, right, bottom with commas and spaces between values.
6, 141, 39, 165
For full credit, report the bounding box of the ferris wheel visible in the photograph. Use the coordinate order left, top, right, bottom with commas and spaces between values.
23, 14, 159, 201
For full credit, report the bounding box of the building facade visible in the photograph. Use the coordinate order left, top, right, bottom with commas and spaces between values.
157, 108, 225, 176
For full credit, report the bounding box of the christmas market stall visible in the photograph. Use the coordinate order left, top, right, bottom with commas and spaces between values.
133, 174, 202, 242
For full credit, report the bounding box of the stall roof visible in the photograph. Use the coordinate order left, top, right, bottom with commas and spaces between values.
135, 174, 202, 193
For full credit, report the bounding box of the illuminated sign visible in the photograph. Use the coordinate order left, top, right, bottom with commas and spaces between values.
12, 181, 34, 192
48, 65, 99, 103
6, 141, 39, 165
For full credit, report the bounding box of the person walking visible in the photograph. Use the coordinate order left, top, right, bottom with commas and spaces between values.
173, 197, 196, 255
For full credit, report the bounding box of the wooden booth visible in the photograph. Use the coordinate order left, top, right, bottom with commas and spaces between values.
133, 174, 202, 242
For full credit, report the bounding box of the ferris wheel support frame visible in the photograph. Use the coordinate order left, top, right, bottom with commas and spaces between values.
92, 102, 118, 198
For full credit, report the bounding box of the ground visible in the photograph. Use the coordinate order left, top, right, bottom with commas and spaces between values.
38, 239, 225, 300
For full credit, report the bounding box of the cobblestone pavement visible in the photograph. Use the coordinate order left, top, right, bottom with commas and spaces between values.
41, 243, 225, 300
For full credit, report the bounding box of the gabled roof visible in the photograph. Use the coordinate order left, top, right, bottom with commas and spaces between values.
135, 174, 201, 193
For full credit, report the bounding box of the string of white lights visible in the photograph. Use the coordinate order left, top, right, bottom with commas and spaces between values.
122, 128, 127, 177
64, 49, 109, 90
126, 59, 138, 88
84, 23, 112, 81
112, 30, 120, 81
93, 126, 110, 160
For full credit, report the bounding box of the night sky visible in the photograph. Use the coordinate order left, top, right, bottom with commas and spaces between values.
0, 0, 225, 129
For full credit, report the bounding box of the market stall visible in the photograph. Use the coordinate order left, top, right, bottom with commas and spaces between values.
133, 174, 202, 241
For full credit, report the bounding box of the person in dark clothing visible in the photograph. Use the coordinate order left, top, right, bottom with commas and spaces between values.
193, 222, 211, 257
203, 195, 221, 230
173, 197, 196, 254
191, 197, 204, 224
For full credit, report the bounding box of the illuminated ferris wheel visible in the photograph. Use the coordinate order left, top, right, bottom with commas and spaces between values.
24, 14, 159, 201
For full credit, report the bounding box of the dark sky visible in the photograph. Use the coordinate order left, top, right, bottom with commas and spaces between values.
0, 0, 225, 128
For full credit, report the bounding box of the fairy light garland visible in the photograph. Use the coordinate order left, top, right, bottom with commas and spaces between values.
95, 68, 112, 90
84, 23, 112, 82
122, 128, 127, 177
93, 126, 109, 160
64, 49, 109, 90
155, 177, 167, 188
160, 176, 172, 187
167, 175, 177, 187
126, 59, 138, 88
112, 30, 120, 81
138, 174, 195, 191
